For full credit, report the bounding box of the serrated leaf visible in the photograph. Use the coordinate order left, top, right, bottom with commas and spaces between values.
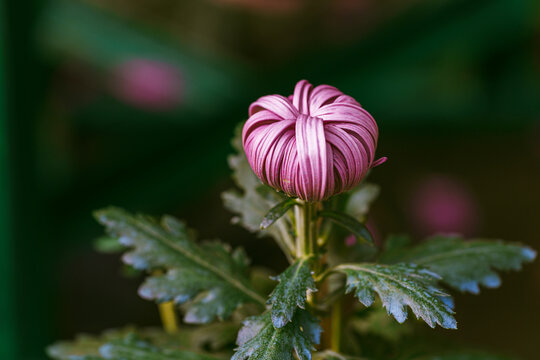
100, 334, 220, 360
47, 334, 105, 360
344, 183, 380, 223
94, 207, 265, 324
261, 198, 298, 230
268, 257, 316, 328
232, 310, 321, 360
381, 235, 537, 294
47, 328, 186, 360
47, 326, 239, 360
222, 130, 295, 258
222, 129, 287, 233
336, 263, 456, 329
320, 210, 373, 244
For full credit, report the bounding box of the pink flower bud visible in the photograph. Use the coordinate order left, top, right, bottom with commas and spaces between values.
243, 80, 385, 201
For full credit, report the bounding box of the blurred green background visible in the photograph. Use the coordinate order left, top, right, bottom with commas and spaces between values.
2, 0, 540, 359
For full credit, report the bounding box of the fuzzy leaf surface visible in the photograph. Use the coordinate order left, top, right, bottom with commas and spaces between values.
47, 328, 187, 360
336, 263, 456, 329
100, 334, 219, 360
267, 257, 316, 328
47, 333, 105, 360
222, 131, 295, 258
381, 235, 536, 293
232, 310, 321, 360
94, 207, 264, 324
48, 330, 221, 360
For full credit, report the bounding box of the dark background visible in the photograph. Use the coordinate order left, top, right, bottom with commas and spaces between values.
2, 0, 540, 359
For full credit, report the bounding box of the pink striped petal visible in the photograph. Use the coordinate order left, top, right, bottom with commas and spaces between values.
242, 80, 385, 201
295, 115, 328, 201
249, 94, 298, 119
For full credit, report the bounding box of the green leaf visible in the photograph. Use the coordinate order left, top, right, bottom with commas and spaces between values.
320, 210, 373, 244
267, 257, 316, 328
94, 236, 124, 254
336, 263, 456, 329
47, 326, 240, 360
260, 198, 298, 230
344, 183, 380, 223
381, 234, 537, 294
222, 130, 295, 259
47, 328, 186, 360
47, 333, 105, 360
100, 334, 220, 360
94, 207, 265, 324
232, 310, 321, 360
48, 332, 221, 360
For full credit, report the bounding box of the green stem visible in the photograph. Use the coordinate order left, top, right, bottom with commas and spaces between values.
295, 202, 306, 258
308, 203, 318, 257
295, 201, 320, 311
331, 299, 342, 352
295, 201, 318, 258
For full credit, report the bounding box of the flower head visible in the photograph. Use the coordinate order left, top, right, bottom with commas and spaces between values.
243, 80, 386, 201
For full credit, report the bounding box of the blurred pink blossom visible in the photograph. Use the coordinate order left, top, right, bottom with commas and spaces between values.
345, 234, 357, 247
110, 59, 184, 111
410, 175, 480, 237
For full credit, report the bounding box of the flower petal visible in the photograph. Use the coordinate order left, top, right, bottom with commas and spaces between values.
249, 94, 298, 119
295, 115, 328, 201
292, 80, 313, 115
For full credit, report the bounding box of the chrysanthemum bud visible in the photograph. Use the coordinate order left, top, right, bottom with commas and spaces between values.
242, 80, 386, 202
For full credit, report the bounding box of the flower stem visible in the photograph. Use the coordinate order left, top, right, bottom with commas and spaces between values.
295, 201, 318, 258
296, 201, 320, 310
158, 301, 179, 333
295, 202, 306, 258
330, 299, 342, 352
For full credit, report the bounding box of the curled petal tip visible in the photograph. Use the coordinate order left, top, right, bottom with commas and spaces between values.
371, 157, 388, 168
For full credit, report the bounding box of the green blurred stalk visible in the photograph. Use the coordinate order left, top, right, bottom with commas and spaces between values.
0, 0, 15, 357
